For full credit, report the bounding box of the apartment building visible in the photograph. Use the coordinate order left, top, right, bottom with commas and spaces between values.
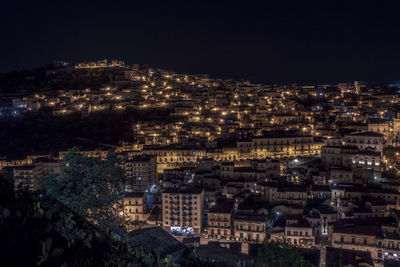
140, 145, 207, 173
207, 199, 234, 240
162, 188, 204, 234
285, 222, 315, 248
123, 192, 148, 222
234, 216, 266, 243
124, 155, 157, 192
276, 186, 309, 207
338, 187, 400, 210
251, 131, 322, 158
331, 220, 400, 263
321, 145, 381, 171
368, 120, 390, 138
271, 220, 315, 248
344, 131, 384, 154
13, 158, 60, 191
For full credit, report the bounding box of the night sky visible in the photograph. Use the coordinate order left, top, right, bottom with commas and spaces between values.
1, 0, 400, 84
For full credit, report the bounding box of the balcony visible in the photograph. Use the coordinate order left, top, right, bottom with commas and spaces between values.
209, 217, 228, 222
286, 233, 311, 238
209, 225, 231, 229
129, 202, 143, 206
235, 228, 264, 233
332, 241, 391, 249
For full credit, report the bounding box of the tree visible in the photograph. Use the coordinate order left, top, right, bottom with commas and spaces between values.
0, 173, 165, 266
40, 147, 126, 234
255, 241, 312, 267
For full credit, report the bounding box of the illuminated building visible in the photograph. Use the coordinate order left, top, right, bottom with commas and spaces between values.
207, 199, 234, 240
13, 158, 60, 191
123, 192, 148, 222
162, 188, 204, 234
234, 216, 266, 243
124, 155, 157, 192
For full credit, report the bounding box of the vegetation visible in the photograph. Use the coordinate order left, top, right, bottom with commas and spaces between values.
0, 66, 116, 93
0, 107, 174, 158
1, 174, 140, 266
0, 152, 183, 266
0, 151, 222, 266
383, 146, 400, 159
383, 146, 400, 181
254, 241, 312, 267
40, 148, 126, 234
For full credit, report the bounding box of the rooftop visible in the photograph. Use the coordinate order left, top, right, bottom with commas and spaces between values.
345, 131, 384, 137
128, 227, 185, 259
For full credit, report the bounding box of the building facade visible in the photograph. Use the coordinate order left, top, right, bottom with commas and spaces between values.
162, 188, 204, 234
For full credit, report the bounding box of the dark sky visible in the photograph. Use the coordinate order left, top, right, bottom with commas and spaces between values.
1, 0, 400, 84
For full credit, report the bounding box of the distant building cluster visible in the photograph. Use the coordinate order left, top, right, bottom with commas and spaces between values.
75, 59, 124, 69
3, 60, 400, 265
